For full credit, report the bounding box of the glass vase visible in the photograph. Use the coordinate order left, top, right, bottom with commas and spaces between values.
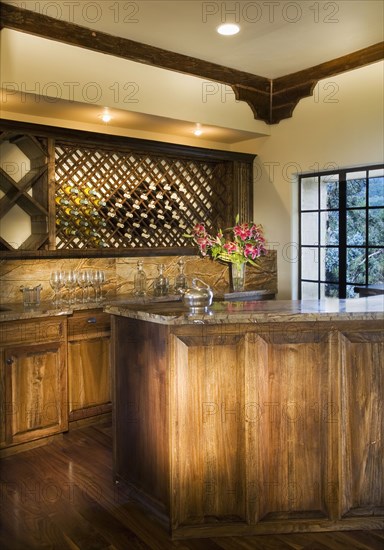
231, 262, 246, 292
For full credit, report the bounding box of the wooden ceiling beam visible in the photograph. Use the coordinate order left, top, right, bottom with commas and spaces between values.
1, 4, 383, 125
273, 42, 384, 93
0, 4, 270, 93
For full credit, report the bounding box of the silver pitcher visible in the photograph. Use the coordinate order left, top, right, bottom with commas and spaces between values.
183, 278, 213, 313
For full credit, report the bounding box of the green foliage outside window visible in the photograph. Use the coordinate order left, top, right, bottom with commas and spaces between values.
300, 167, 383, 299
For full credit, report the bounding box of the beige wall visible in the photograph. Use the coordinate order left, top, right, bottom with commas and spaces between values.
0, 29, 269, 147
241, 61, 384, 298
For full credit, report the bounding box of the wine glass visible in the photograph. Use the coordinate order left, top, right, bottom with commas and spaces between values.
77, 270, 90, 304
64, 270, 77, 304
98, 270, 106, 301
50, 271, 64, 307
91, 270, 104, 303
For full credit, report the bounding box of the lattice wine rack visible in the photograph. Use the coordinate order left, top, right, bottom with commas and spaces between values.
55, 142, 229, 250
1, 124, 254, 255
0, 134, 48, 251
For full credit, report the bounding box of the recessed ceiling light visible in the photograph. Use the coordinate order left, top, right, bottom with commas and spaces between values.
217, 23, 240, 36
194, 124, 203, 136
99, 110, 112, 123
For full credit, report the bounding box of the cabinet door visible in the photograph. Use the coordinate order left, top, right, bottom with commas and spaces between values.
4, 342, 67, 446
68, 335, 111, 420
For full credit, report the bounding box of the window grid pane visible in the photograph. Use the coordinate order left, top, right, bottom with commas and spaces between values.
299, 164, 384, 299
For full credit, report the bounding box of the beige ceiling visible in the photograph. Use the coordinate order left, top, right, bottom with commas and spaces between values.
1, 0, 383, 145
2, 0, 382, 77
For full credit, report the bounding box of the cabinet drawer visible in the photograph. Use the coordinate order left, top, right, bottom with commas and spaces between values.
68, 309, 110, 340
0, 317, 65, 346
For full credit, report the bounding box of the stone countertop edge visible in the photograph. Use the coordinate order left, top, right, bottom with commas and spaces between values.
1, 295, 383, 324
0, 294, 182, 322
105, 295, 384, 326
0, 304, 73, 322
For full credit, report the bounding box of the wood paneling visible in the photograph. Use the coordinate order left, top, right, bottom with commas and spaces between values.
172, 333, 246, 527
0, 317, 65, 346
112, 316, 170, 520
339, 330, 384, 518
5, 342, 66, 444
0, 317, 67, 452
68, 337, 111, 418
113, 317, 384, 538
246, 330, 337, 522
67, 309, 110, 340
68, 309, 111, 422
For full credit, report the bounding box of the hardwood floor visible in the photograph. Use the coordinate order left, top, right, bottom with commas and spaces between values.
1, 420, 383, 550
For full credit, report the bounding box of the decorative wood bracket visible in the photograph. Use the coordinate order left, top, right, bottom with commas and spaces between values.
1, 4, 383, 125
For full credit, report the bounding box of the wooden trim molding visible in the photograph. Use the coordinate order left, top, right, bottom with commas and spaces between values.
0, 120, 255, 163
1, 4, 383, 124
270, 42, 384, 125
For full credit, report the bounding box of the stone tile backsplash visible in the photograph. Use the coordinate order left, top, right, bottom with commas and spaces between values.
0, 252, 277, 304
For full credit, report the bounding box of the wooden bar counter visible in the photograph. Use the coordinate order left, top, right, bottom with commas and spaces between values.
106, 296, 384, 539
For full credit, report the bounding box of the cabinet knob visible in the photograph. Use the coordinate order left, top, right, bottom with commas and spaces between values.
6, 357, 13, 365
87, 317, 97, 324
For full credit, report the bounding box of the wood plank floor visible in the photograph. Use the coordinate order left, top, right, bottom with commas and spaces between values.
1, 419, 383, 550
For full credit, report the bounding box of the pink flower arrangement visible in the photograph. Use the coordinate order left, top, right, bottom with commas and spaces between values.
185, 217, 267, 266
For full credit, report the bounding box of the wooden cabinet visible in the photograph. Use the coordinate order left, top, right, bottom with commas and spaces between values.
0, 317, 67, 451
0, 308, 111, 453
112, 316, 384, 538
67, 309, 111, 422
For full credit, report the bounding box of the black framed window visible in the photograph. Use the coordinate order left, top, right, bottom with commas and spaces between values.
299, 165, 384, 299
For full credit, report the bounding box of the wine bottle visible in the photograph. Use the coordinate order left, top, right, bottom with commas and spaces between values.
56, 218, 69, 227
74, 219, 89, 228
64, 184, 79, 195
72, 196, 89, 206
83, 208, 99, 217
93, 238, 108, 248
64, 227, 77, 236
83, 228, 101, 237
63, 207, 80, 216
91, 197, 107, 207
83, 187, 99, 197
55, 196, 70, 206
134, 261, 147, 296
92, 218, 107, 228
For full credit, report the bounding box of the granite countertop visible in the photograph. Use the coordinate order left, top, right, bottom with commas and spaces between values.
1, 294, 383, 325
105, 295, 384, 325
0, 302, 73, 322
0, 294, 182, 322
